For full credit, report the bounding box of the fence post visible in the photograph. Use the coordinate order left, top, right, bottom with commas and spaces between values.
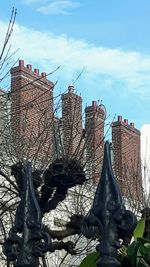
3, 161, 51, 267
81, 141, 137, 267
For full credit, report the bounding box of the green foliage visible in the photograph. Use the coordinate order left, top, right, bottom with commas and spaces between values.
127, 241, 139, 266
134, 218, 146, 240
79, 217, 150, 267
121, 216, 150, 267
79, 251, 100, 267
126, 239, 149, 266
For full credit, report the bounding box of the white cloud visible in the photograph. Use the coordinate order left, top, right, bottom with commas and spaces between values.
1, 20, 150, 99
37, 1, 81, 15
1, 20, 150, 196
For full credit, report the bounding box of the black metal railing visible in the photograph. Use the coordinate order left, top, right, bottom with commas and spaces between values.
3, 161, 51, 267
3, 141, 137, 266
81, 141, 137, 267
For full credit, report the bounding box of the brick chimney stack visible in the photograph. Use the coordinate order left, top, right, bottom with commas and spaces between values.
85, 101, 105, 184
112, 115, 143, 201
62, 85, 82, 158
11, 59, 54, 161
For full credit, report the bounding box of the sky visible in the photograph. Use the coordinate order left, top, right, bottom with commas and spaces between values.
0, 0, 150, 180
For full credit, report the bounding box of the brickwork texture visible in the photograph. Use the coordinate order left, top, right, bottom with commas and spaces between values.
10, 60, 143, 201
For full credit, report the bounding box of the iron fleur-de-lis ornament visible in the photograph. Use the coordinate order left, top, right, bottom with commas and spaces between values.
81, 141, 137, 267
3, 161, 51, 267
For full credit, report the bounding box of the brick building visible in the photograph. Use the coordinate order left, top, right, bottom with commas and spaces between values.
11, 60, 54, 162
112, 115, 143, 201
61, 85, 83, 159
10, 60, 143, 201
85, 101, 105, 184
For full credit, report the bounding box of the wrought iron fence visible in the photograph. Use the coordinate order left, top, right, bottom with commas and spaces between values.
3, 141, 137, 267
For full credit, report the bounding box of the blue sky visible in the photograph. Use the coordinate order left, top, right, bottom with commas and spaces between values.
0, 0, 150, 132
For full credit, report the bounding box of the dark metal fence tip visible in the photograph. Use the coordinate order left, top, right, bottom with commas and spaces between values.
3, 161, 51, 267
81, 141, 137, 267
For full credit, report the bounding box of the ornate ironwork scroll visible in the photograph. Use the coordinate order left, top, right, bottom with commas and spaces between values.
81, 141, 137, 267
3, 161, 51, 267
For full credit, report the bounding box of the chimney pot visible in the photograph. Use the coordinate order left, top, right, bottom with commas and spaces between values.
124, 119, 128, 124
27, 64, 32, 70
41, 72, 46, 78
68, 85, 75, 93
130, 122, 135, 127
34, 68, 39, 75
19, 60, 24, 67
118, 115, 122, 122
92, 100, 97, 107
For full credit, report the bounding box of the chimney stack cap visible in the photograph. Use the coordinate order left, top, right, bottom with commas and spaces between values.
118, 115, 122, 122
19, 60, 24, 67
124, 119, 128, 124
41, 72, 46, 78
27, 64, 32, 70
92, 100, 97, 107
130, 122, 135, 127
34, 68, 39, 75
68, 84, 75, 93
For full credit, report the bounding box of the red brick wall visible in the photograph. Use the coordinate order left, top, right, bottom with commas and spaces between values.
62, 85, 83, 159
11, 60, 54, 162
10, 60, 143, 203
85, 101, 105, 184
112, 116, 143, 201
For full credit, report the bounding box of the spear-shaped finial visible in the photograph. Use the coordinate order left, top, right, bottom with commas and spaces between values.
3, 161, 51, 267
81, 141, 137, 267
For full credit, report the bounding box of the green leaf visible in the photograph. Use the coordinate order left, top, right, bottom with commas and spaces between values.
79, 251, 100, 267
127, 241, 140, 266
137, 237, 150, 244
134, 218, 146, 240
139, 244, 149, 256
136, 242, 150, 267
144, 243, 150, 248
